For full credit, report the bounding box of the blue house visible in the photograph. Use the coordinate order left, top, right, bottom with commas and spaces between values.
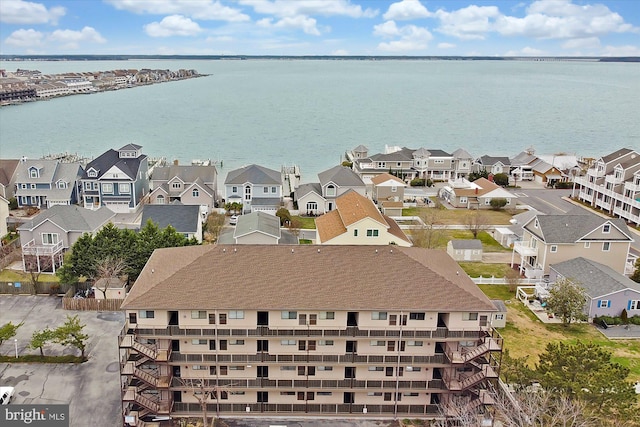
81, 144, 149, 213
14, 159, 83, 208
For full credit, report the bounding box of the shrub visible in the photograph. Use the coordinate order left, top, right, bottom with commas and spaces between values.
493, 173, 509, 186
555, 181, 573, 189
425, 179, 433, 187
489, 198, 508, 210
341, 161, 353, 168
410, 178, 425, 187
9, 197, 18, 210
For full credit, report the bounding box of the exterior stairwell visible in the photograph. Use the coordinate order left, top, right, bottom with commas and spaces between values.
131, 340, 158, 360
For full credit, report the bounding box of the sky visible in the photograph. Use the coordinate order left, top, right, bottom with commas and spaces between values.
0, 0, 639, 57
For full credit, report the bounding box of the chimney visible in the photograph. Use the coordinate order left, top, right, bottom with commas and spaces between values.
173, 159, 179, 165
475, 187, 478, 194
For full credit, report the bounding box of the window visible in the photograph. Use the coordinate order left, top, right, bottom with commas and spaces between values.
57, 181, 67, 189
485, 198, 491, 205
407, 341, 423, 346
280, 391, 295, 395
629, 300, 640, 310
208, 314, 215, 324
317, 366, 333, 371
41, 233, 59, 245
257, 392, 268, 403
230, 340, 244, 345
172, 182, 181, 189
29, 168, 39, 178
192, 365, 206, 370
209, 340, 216, 350
597, 300, 611, 308
384, 393, 392, 401
281, 311, 297, 319
191, 310, 207, 319
271, 186, 277, 193
369, 366, 384, 372
219, 314, 227, 324
30, 183, 36, 189
368, 392, 383, 396
377, 162, 386, 169
550, 245, 558, 253
318, 340, 334, 346
88, 170, 97, 177
306, 201, 318, 212
192, 188, 199, 197
372, 312, 387, 320
280, 366, 296, 371
220, 366, 228, 375
494, 314, 504, 320
299, 314, 307, 325
326, 184, 336, 196
387, 341, 395, 351
409, 312, 425, 320
389, 315, 397, 326
391, 186, 397, 192
263, 186, 269, 193
102, 183, 113, 193
232, 186, 238, 193
403, 392, 419, 397
463, 312, 478, 321
459, 197, 468, 204
406, 367, 421, 372
318, 392, 332, 396
138, 310, 154, 319
209, 366, 216, 375
366, 229, 379, 237
370, 340, 385, 346
229, 365, 245, 370
603, 224, 610, 233
119, 183, 130, 193
229, 310, 244, 319
309, 314, 317, 325
434, 159, 444, 164
156, 195, 165, 204
192, 339, 206, 345
353, 229, 358, 237
584, 242, 591, 249
244, 186, 251, 201
281, 340, 296, 346
602, 242, 610, 252
319, 312, 335, 320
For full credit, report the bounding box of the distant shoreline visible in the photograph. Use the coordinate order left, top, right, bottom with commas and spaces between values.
1, 54, 639, 63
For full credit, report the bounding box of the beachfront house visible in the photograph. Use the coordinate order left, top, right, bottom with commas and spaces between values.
473, 155, 511, 176
81, 144, 149, 213
575, 147, 640, 227
0, 159, 20, 200
439, 177, 516, 210
149, 162, 218, 213
295, 165, 366, 216
14, 158, 83, 209
224, 164, 283, 215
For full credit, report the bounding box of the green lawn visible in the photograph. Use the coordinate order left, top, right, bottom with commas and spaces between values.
478, 284, 640, 382
407, 229, 509, 252
292, 216, 316, 229
0, 270, 59, 282
459, 262, 507, 278
402, 207, 522, 225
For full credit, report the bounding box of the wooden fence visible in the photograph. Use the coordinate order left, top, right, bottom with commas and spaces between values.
0, 281, 76, 295
62, 295, 123, 311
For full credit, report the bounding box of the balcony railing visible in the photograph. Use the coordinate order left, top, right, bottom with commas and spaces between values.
513, 241, 538, 257
172, 402, 440, 416
22, 239, 64, 256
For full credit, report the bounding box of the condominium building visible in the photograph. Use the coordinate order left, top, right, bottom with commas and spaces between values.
119, 245, 502, 425
574, 147, 640, 226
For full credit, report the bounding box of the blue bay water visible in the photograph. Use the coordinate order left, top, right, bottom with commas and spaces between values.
0, 59, 638, 183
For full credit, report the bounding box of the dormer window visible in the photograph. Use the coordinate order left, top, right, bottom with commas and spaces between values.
88, 170, 97, 178
172, 182, 181, 189
534, 219, 539, 228
614, 168, 622, 179
29, 167, 39, 178
326, 185, 336, 197
192, 188, 199, 197
603, 224, 610, 233
56, 181, 67, 189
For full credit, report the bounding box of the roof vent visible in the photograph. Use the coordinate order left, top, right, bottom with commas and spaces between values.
291, 249, 294, 253
375, 249, 378, 253
234, 248, 237, 253
317, 249, 320, 253
390, 249, 393, 254
223, 248, 226, 252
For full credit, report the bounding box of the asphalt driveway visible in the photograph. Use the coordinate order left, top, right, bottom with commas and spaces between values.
0, 295, 125, 427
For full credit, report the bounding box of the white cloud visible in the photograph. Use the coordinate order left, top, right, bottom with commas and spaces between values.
332, 49, 349, 55
435, 5, 500, 40
106, 0, 250, 22
437, 42, 456, 49
0, 0, 65, 25
495, 1, 636, 39
383, 0, 432, 21
239, 0, 377, 18
5, 28, 44, 47
562, 37, 600, 50
601, 44, 640, 57
48, 27, 106, 49
257, 16, 323, 36
144, 15, 203, 37
504, 46, 547, 56
374, 20, 432, 52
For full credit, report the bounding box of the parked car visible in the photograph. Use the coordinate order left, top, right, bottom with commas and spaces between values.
0, 386, 15, 405
229, 215, 238, 226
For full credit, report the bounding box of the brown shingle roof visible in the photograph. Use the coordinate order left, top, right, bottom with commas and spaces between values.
371, 173, 405, 186
453, 177, 499, 197
336, 191, 387, 227
383, 215, 412, 245
121, 245, 496, 312
315, 209, 347, 243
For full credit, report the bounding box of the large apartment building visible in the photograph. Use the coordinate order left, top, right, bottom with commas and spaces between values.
119, 245, 502, 425
574, 147, 640, 226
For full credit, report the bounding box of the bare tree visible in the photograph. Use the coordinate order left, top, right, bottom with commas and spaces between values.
23, 256, 53, 295
412, 208, 445, 248
504, 267, 522, 293
93, 256, 127, 299
465, 211, 489, 239
179, 376, 235, 427
287, 217, 302, 242
205, 212, 226, 243
434, 394, 486, 426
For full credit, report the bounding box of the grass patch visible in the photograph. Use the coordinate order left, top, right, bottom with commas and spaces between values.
292, 216, 316, 229
460, 263, 507, 278
299, 239, 312, 244
407, 229, 509, 253
478, 284, 640, 382
476, 231, 511, 252
0, 355, 85, 363
0, 270, 59, 282
402, 207, 523, 225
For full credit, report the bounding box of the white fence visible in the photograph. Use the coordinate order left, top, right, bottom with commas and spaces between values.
470, 277, 545, 285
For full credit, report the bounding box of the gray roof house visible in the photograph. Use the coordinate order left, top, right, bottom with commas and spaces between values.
490, 300, 507, 328
494, 209, 542, 248
549, 257, 640, 319
0, 159, 20, 199
218, 211, 298, 244
447, 239, 483, 261
512, 211, 633, 278
474, 155, 511, 176
452, 148, 474, 179
18, 205, 115, 272
140, 203, 202, 243
81, 144, 149, 213
295, 165, 366, 216
149, 163, 218, 212
14, 159, 83, 208
224, 164, 282, 214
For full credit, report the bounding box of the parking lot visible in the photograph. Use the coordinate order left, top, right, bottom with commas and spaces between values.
0, 295, 125, 427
